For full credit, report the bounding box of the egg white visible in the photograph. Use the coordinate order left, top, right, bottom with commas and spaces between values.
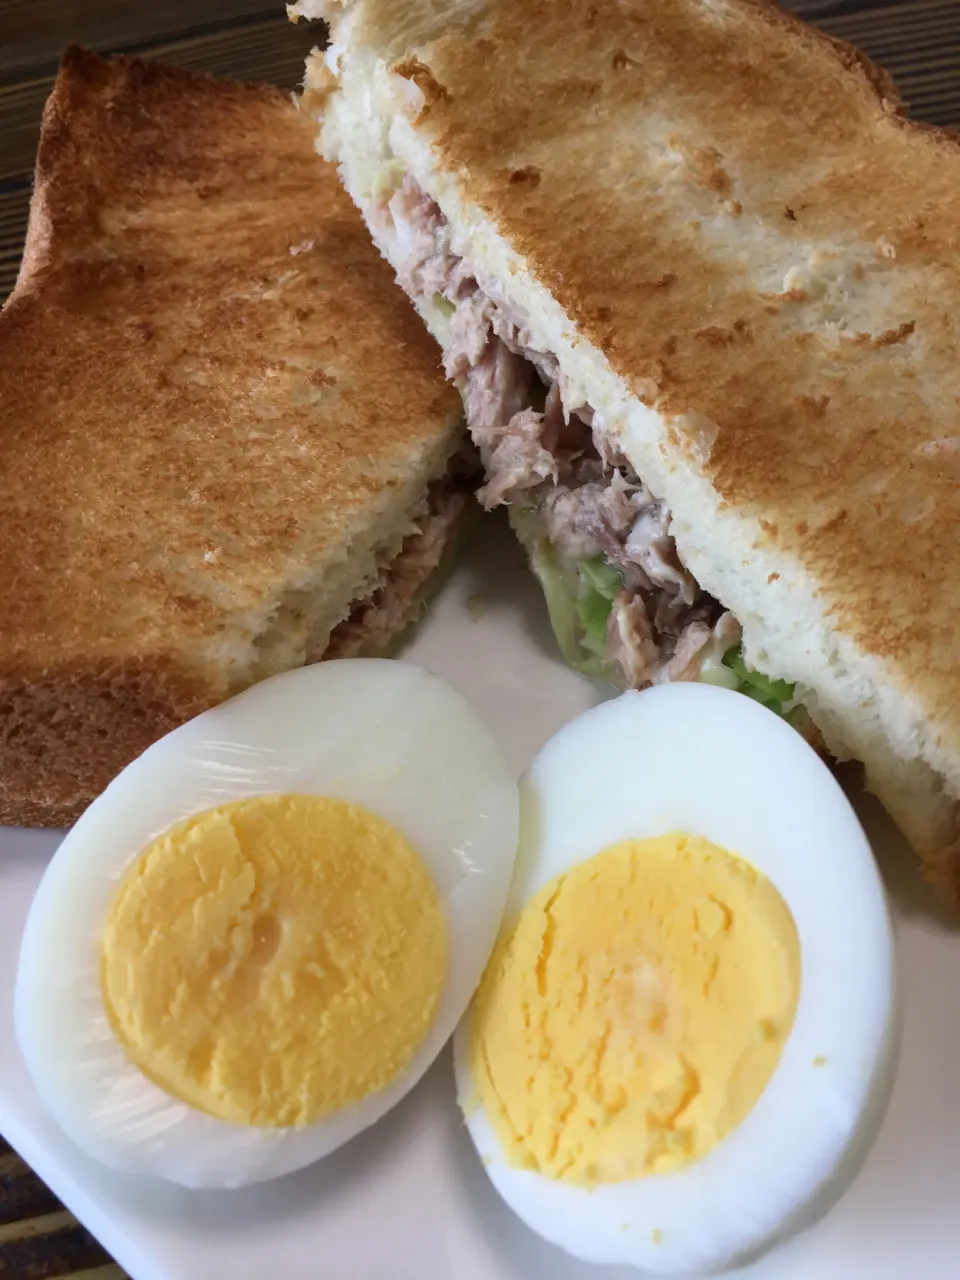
16, 659, 519, 1189
453, 683, 897, 1275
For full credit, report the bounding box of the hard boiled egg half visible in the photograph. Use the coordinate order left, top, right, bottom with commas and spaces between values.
16, 659, 518, 1188
454, 683, 897, 1275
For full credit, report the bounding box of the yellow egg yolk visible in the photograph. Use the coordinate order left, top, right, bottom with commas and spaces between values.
469, 833, 800, 1184
100, 794, 447, 1128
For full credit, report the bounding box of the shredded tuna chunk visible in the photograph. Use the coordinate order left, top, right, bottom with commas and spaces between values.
386, 177, 467, 299
591, 411, 631, 472
657, 612, 742, 683
445, 289, 497, 379
625, 504, 697, 603
461, 339, 532, 446
599, 470, 646, 532
538, 471, 694, 604
476, 407, 558, 508
608, 590, 661, 687
540, 484, 606, 562
322, 480, 470, 660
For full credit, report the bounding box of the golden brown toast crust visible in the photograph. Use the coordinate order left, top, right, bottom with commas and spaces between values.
0, 46, 461, 826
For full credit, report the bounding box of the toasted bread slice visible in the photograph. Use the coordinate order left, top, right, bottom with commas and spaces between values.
300, 0, 960, 900
0, 45, 465, 826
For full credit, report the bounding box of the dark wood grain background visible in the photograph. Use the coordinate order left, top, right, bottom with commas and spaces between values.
0, 1, 958, 1276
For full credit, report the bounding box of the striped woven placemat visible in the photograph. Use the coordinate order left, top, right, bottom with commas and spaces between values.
0, 1134, 123, 1278
0, 1, 957, 1276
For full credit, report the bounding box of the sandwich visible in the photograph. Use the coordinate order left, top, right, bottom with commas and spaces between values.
0, 46, 469, 827
294, 0, 960, 899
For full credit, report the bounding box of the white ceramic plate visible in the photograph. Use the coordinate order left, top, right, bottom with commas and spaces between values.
2, 515, 960, 1280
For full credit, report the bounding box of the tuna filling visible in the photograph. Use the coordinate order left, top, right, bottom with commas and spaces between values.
376, 176, 769, 697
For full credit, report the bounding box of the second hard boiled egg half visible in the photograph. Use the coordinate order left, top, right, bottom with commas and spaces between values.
15, 659, 519, 1188
455, 683, 897, 1275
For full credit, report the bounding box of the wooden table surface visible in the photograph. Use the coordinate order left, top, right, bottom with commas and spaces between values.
0, 1, 958, 1276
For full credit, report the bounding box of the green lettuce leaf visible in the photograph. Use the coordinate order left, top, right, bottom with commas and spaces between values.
575, 588, 613, 657
580, 557, 623, 601
697, 655, 740, 691
522, 535, 618, 681
722, 646, 797, 717
575, 559, 624, 657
